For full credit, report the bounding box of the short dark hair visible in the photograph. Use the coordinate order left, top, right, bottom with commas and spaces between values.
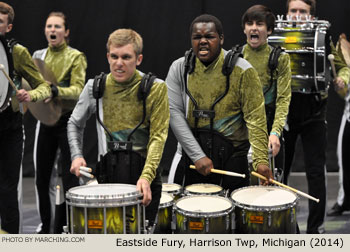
189, 14, 224, 37
242, 5, 276, 33
286, 0, 316, 16
0, 2, 15, 24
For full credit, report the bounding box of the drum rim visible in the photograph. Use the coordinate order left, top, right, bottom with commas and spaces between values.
65, 184, 143, 206
230, 185, 299, 211
184, 183, 223, 195
174, 195, 233, 218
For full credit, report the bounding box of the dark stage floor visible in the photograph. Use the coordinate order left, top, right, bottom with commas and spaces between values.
19, 172, 350, 234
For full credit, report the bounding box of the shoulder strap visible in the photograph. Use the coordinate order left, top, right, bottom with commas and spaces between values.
184, 48, 196, 75
92, 72, 107, 99
222, 44, 243, 76
137, 72, 156, 101
268, 46, 283, 72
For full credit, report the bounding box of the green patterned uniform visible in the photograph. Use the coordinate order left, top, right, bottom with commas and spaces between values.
68, 71, 169, 183
242, 43, 291, 136
33, 42, 87, 113
167, 49, 269, 170
11, 44, 51, 112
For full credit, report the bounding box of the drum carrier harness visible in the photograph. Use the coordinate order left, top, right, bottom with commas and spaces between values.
92, 72, 157, 184
182, 45, 242, 180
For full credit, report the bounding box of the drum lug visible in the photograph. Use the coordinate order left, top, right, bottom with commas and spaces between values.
225, 214, 230, 231
291, 207, 295, 223
242, 210, 246, 225
171, 210, 176, 231
183, 217, 187, 231
231, 207, 236, 231
205, 218, 209, 233
268, 211, 272, 227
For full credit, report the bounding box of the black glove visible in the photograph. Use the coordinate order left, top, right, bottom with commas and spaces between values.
50, 84, 59, 98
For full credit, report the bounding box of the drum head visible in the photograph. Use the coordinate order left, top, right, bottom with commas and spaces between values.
230, 186, 297, 209
185, 183, 222, 194
175, 195, 232, 216
159, 192, 174, 208
66, 184, 143, 207
162, 183, 181, 193
0, 39, 11, 111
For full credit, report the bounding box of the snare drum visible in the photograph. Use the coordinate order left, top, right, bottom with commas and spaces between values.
173, 195, 234, 234
162, 183, 182, 200
230, 186, 298, 234
154, 192, 174, 234
268, 20, 330, 93
184, 183, 224, 196
0, 35, 14, 112
66, 184, 145, 234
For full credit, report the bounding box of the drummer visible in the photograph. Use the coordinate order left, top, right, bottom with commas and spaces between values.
0, 2, 51, 234
68, 28, 169, 228
283, 0, 350, 234
240, 5, 291, 175
32, 12, 87, 234
166, 14, 272, 193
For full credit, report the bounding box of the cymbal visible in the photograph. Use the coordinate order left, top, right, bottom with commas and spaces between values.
337, 33, 350, 67
33, 58, 58, 86
22, 78, 62, 126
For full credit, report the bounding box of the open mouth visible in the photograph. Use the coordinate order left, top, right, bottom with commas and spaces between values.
250, 34, 259, 40
199, 47, 209, 56
50, 34, 57, 40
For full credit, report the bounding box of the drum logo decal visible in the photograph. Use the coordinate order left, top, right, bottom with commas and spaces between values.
249, 215, 264, 224
189, 221, 204, 230
285, 37, 298, 43
88, 219, 103, 229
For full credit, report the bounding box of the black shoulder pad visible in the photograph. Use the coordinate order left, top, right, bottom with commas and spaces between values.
92, 72, 106, 99
138, 72, 157, 101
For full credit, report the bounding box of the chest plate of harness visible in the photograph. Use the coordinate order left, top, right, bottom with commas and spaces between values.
193, 109, 215, 119
108, 141, 133, 151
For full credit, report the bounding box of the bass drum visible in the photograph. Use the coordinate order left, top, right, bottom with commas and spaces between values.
0, 35, 14, 112
268, 20, 330, 93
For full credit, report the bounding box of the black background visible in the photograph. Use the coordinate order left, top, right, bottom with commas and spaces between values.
5, 0, 350, 173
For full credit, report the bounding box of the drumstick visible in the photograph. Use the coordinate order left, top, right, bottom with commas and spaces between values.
189, 165, 246, 178
79, 166, 92, 173
80, 170, 94, 179
251, 171, 319, 203
0, 64, 18, 92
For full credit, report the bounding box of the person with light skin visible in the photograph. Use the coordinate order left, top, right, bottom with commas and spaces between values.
68, 29, 169, 226
283, 0, 350, 233
166, 14, 272, 193
241, 5, 291, 175
32, 12, 87, 233
0, 2, 51, 234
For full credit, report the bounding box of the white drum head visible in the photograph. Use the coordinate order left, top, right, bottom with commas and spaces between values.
176, 195, 232, 213
185, 183, 222, 194
231, 186, 297, 207
66, 184, 143, 207
159, 192, 174, 206
162, 183, 181, 193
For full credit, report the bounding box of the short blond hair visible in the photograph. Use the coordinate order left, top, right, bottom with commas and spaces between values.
0, 2, 15, 24
106, 29, 143, 55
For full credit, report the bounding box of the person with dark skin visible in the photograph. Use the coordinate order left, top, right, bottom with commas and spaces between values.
283, 0, 350, 233
167, 14, 272, 193
0, 2, 51, 234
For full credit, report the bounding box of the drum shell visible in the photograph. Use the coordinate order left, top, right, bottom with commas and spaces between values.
268, 28, 329, 93
230, 186, 298, 234
66, 184, 145, 234
173, 195, 233, 234
154, 192, 174, 234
